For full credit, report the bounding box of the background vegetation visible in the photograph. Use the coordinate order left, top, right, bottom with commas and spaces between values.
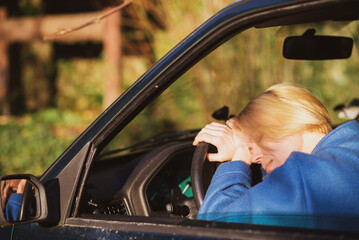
0, 0, 358, 175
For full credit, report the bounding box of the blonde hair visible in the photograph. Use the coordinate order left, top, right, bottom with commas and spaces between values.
234, 84, 332, 145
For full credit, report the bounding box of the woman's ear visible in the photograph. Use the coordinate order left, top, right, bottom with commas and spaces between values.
249, 142, 263, 164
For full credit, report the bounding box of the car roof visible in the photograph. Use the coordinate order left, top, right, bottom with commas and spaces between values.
252, 0, 359, 28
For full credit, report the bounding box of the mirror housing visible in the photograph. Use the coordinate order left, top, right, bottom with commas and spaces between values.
0, 174, 48, 227
283, 29, 353, 60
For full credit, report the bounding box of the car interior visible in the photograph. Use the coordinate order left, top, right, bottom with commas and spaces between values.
78, 15, 359, 229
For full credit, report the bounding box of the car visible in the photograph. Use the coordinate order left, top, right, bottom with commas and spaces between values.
1, 0, 359, 239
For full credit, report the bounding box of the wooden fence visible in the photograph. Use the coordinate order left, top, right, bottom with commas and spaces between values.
0, 8, 122, 115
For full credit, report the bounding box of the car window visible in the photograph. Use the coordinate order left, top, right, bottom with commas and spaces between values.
80, 20, 359, 231
101, 20, 359, 155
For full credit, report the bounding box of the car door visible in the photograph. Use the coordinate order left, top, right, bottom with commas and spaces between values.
7, 0, 359, 239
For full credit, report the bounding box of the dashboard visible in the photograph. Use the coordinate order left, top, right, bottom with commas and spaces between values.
83, 141, 200, 218
146, 147, 196, 218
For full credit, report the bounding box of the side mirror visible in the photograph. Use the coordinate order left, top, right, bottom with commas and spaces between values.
0, 174, 48, 227
283, 29, 353, 60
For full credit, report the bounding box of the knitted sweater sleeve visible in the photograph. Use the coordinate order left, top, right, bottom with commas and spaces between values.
197, 155, 308, 222
197, 161, 252, 220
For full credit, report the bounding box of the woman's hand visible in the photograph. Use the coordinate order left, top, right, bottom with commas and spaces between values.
17, 180, 27, 194
193, 120, 252, 164
1, 179, 28, 208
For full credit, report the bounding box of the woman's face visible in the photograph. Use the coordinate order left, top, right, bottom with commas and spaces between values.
251, 135, 303, 173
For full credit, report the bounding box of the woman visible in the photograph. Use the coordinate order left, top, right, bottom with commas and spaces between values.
193, 84, 359, 228
1, 179, 27, 222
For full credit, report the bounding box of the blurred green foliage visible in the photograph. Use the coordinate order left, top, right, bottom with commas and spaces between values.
56, 59, 104, 112
0, 109, 92, 175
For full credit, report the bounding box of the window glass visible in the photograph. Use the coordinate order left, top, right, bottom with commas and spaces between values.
101, 21, 359, 158
81, 21, 359, 231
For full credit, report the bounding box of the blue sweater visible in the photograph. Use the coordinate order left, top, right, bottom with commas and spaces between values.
197, 120, 359, 230
6, 193, 22, 222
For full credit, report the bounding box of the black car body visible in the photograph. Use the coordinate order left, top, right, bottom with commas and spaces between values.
1, 0, 359, 239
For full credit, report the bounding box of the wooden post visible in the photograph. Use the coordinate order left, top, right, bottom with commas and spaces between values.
0, 12, 105, 42
0, 10, 124, 111
0, 8, 9, 116
103, 10, 121, 109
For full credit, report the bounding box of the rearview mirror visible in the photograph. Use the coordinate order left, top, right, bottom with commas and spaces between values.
0, 174, 48, 227
283, 29, 353, 60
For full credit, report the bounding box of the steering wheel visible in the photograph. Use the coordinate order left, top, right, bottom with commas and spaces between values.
191, 142, 210, 210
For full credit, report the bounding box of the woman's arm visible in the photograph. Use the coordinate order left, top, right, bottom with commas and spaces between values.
198, 160, 252, 220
